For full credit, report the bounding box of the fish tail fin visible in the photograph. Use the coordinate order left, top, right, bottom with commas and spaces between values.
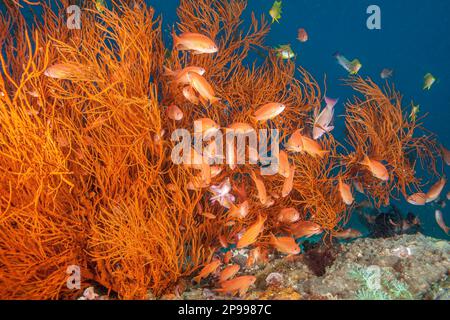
193, 275, 202, 283
359, 154, 370, 166
317, 150, 329, 158
269, 233, 277, 245
324, 96, 338, 109
172, 29, 181, 48
163, 66, 175, 77
210, 96, 221, 105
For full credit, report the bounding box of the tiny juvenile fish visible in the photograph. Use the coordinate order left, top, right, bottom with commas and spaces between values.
380, 68, 393, 79
297, 28, 308, 42
333, 52, 362, 75
423, 73, 436, 90
172, 31, 218, 54
409, 104, 420, 122
269, 1, 282, 23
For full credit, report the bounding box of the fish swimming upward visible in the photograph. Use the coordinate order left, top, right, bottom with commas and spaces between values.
333, 52, 362, 75
313, 96, 338, 140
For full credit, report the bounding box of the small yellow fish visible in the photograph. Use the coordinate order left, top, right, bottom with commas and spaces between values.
423, 73, 436, 90
269, 1, 282, 23
409, 103, 420, 122
95, 0, 106, 13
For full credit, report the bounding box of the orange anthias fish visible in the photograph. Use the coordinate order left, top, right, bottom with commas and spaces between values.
289, 220, 323, 238
281, 164, 295, 198
301, 135, 328, 158
219, 265, 240, 283
229, 122, 255, 134
186, 72, 220, 104
426, 178, 446, 203
236, 215, 266, 249
277, 150, 290, 178
44, 63, 86, 80
359, 155, 389, 181
172, 31, 218, 54
182, 86, 200, 104
353, 180, 364, 194
166, 104, 183, 121
333, 228, 362, 239
435, 210, 449, 235
441, 145, 450, 166
250, 171, 269, 205
297, 28, 308, 42
277, 207, 300, 224
286, 129, 304, 153
214, 275, 256, 297
193, 259, 221, 283
313, 96, 338, 140
253, 102, 286, 122
338, 177, 354, 205
228, 200, 249, 220
407, 192, 427, 206
270, 234, 301, 255
163, 66, 206, 85
194, 118, 220, 136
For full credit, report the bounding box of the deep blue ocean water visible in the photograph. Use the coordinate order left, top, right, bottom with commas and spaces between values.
3, 0, 449, 239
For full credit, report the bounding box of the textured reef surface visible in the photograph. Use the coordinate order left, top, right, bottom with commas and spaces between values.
170, 234, 449, 300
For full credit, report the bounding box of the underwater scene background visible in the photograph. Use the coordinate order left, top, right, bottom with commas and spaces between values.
0, 0, 449, 300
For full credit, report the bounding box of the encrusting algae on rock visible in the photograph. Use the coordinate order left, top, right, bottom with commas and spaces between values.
0, 0, 446, 300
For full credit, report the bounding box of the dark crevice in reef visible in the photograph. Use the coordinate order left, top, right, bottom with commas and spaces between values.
302, 241, 339, 277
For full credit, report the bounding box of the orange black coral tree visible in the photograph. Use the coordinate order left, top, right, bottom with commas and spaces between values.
0, 0, 440, 299
341, 77, 440, 208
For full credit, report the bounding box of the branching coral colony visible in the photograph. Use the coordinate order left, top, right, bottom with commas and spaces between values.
0, 0, 442, 299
